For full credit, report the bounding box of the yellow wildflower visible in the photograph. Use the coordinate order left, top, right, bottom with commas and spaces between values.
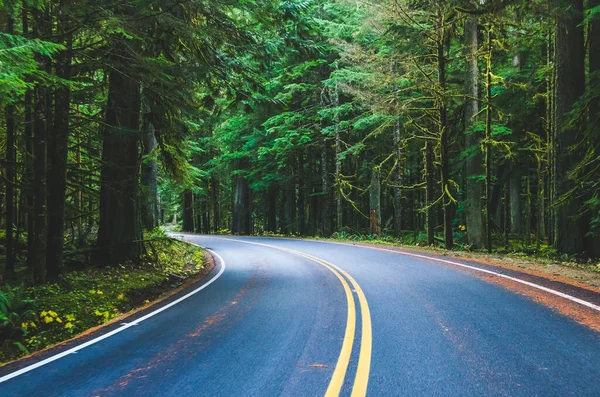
48, 310, 58, 318
56, 317, 62, 323
66, 314, 75, 321
44, 316, 54, 324
40, 311, 48, 318
103, 311, 110, 319
21, 322, 28, 328
64, 322, 73, 330
96, 290, 103, 295
29, 322, 37, 328
117, 294, 124, 301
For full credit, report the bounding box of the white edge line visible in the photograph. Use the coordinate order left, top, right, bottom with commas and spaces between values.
319, 240, 600, 313
0, 246, 226, 384
210, 235, 600, 313
184, 235, 600, 313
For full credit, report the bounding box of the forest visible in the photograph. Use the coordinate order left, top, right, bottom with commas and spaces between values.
1, 0, 600, 289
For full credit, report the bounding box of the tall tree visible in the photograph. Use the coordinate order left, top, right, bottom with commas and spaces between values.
47, 0, 73, 279
553, 0, 585, 255
464, 15, 485, 249
95, 4, 143, 265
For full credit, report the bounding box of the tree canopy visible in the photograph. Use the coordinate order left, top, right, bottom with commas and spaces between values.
1, 0, 600, 286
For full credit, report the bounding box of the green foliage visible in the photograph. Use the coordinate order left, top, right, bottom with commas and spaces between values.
0, 238, 205, 363
0, 32, 63, 103
0, 284, 33, 330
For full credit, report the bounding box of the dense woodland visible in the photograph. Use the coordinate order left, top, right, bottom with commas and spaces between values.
1, 0, 600, 285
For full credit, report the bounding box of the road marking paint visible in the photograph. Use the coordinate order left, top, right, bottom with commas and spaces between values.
284, 248, 372, 397
288, 250, 357, 397
323, 241, 600, 313
0, 249, 226, 384
219, 238, 372, 397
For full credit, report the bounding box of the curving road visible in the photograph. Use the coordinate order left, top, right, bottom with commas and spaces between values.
1, 235, 600, 396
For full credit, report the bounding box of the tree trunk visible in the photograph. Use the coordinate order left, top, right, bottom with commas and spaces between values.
32, 9, 50, 284
95, 33, 143, 265
370, 167, 381, 235
140, 118, 159, 230
47, 1, 72, 280
297, 153, 306, 236
183, 190, 194, 232
586, 0, 600, 257
202, 186, 210, 234
232, 160, 250, 235
437, 8, 453, 250
509, 170, 522, 235
393, 120, 402, 236
22, 5, 35, 270
464, 16, 485, 249
266, 184, 277, 233
4, 15, 16, 280
211, 176, 220, 233
525, 174, 532, 246
536, 159, 545, 251
485, 26, 494, 253
425, 141, 435, 245
504, 183, 510, 250
321, 137, 332, 236
553, 0, 585, 255
547, 32, 556, 247
334, 84, 342, 232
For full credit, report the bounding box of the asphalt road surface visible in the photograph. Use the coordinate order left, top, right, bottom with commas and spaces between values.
1, 235, 600, 396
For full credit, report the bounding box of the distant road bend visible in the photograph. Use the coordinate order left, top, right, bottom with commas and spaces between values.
1, 235, 600, 396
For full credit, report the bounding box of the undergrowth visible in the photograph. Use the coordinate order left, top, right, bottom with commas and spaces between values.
0, 231, 205, 365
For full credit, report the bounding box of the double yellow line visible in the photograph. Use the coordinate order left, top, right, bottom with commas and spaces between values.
223, 239, 372, 396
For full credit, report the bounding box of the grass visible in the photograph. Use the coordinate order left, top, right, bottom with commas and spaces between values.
0, 234, 205, 365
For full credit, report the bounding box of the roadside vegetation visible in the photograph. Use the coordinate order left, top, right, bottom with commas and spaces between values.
0, 232, 205, 364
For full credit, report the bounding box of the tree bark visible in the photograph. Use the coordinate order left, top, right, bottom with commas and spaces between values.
22, 5, 35, 270
485, 26, 494, 253
334, 83, 342, 232
202, 197, 210, 234
437, 8, 453, 250
393, 120, 402, 236
266, 184, 277, 233
232, 159, 250, 235
4, 15, 16, 280
95, 28, 143, 265
297, 152, 306, 236
464, 16, 485, 249
47, 0, 72, 280
509, 170, 522, 235
321, 137, 332, 236
425, 141, 435, 245
183, 190, 194, 232
211, 176, 220, 233
32, 9, 50, 284
140, 118, 159, 230
585, 0, 600, 257
370, 167, 381, 235
553, 0, 585, 255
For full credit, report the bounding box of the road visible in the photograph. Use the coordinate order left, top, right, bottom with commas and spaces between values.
1, 235, 600, 396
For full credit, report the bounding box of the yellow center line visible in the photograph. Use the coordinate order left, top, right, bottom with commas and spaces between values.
278, 249, 356, 397
281, 248, 372, 397
219, 238, 372, 397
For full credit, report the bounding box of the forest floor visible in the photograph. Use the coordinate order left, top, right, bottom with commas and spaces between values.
0, 238, 208, 365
